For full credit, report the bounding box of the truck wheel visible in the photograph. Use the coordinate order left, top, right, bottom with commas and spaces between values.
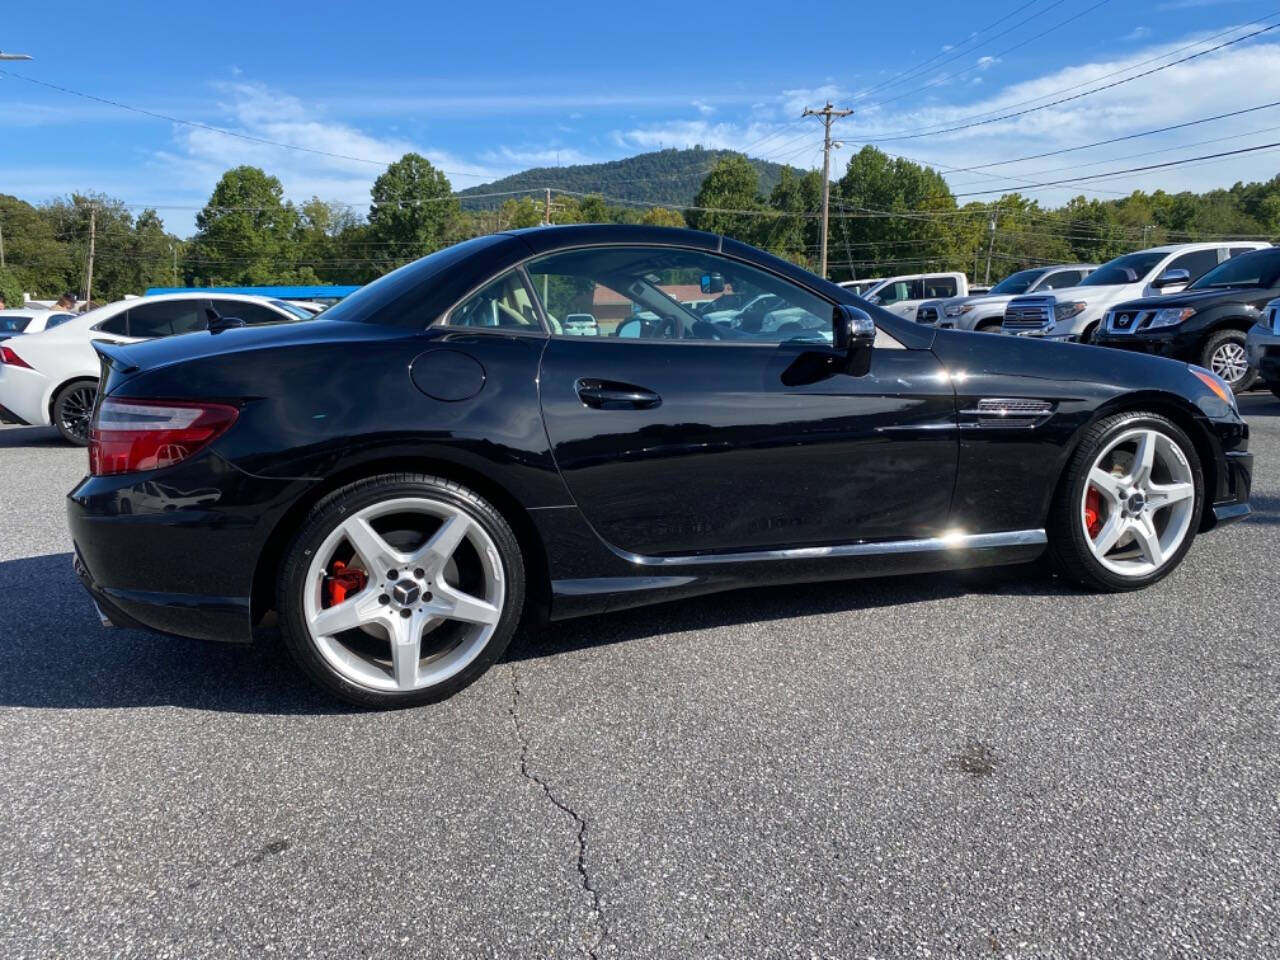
1202, 330, 1256, 392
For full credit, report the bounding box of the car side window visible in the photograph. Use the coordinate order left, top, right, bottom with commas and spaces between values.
44, 313, 75, 330
1165, 249, 1220, 283
525, 246, 833, 343
442, 271, 544, 332
923, 276, 957, 298
1230, 246, 1257, 259
874, 281, 913, 305
210, 300, 289, 326
125, 301, 206, 338
1042, 270, 1082, 289
94, 311, 129, 336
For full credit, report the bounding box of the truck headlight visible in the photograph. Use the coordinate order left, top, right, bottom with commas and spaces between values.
945, 304, 974, 317
1148, 307, 1195, 329
1054, 301, 1087, 321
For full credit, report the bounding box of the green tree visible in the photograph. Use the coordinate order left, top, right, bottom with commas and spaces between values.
687, 155, 763, 241
367, 153, 457, 269
0, 267, 23, 308
834, 146, 960, 280
762, 167, 822, 266
0, 194, 72, 298
186, 167, 301, 285
639, 206, 686, 228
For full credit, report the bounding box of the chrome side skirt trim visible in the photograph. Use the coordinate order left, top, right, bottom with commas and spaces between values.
609, 529, 1048, 568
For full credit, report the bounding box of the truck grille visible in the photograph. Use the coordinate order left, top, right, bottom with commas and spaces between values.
1002, 297, 1053, 332
1106, 309, 1152, 334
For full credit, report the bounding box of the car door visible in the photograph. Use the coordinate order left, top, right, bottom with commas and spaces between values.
96, 299, 208, 343
530, 245, 958, 558
1145, 249, 1221, 296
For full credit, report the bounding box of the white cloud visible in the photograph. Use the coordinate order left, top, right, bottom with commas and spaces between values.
976, 56, 1000, 70
1127, 26, 1151, 40
693, 99, 715, 116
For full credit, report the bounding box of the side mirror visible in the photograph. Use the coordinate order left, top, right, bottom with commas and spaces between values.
207, 315, 246, 334
1152, 268, 1191, 289
700, 272, 725, 294
833, 304, 876, 376
615, 318, 642, 338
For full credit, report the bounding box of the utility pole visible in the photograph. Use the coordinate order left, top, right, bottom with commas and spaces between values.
171, 242, 178, 286
544, 188, 552, 226
984, 205, 999, 285
84, 204, 96, 305
0, 219, 5, 269
802, 101, 852, 280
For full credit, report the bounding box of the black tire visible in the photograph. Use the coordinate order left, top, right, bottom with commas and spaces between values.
1201, 329, 1256, 392
1047, 411, 1203, 592
277, 473, 526, 708
1079, 321, 1100, 345
974, 318, 1002, 333
52, 378, 98, 446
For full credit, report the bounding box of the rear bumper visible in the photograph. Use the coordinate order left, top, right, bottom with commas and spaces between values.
0, 363, 53, 426
66, 453, 310, 644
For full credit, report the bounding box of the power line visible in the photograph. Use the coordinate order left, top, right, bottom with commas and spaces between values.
862, 0, 1111, 111
951, 138, 1280, 196
867, 20, 1280, 142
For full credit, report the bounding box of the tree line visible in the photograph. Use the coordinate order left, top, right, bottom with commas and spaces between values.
3, 145, 1279, 306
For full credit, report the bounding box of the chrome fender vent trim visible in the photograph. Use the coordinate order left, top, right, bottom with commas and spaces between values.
960, 398, 1055, 429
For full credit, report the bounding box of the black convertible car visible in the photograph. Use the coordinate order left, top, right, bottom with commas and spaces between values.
68, 225, 1252, 707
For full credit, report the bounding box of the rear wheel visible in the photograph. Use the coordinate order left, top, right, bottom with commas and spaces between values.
1048, 411, 1202, 591
278, 474, 525, 708
52, 378, 97, 446
974, 318, 1002, 333
1202, 329, 1255, 392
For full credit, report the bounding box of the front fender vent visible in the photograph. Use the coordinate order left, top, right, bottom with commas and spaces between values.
960, 398, 1055, 429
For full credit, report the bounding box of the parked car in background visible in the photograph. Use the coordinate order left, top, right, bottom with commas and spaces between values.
919, 264, 1097, 331
0, 293, 302, 444
837, 278, 885, 297
66, 224, 1252, 708
861, 272, 968, 319
563, 313, 600, 336
1247, 296, 1280, 398
1002, 242, 1269, 343
1094, 246, 1280, 392
0, 308, 77, 342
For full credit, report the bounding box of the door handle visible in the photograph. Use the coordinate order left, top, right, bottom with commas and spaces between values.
575, 378, 662, 410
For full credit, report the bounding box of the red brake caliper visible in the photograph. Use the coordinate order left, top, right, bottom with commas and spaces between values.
1084, 487, 1103, 538
323, 560, 368, 607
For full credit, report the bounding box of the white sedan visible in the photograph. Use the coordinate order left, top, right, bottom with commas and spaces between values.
0, 308, 78, 341
0, 292, 304, 444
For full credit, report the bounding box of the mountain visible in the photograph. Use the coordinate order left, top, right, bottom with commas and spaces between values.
457, 147, 793, 210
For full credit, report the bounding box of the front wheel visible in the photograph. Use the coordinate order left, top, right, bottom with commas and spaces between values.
52, 378, 98, 446
1047, 411, 1203, 592
278, 474, 525, 708
1202, 330, 1256, 392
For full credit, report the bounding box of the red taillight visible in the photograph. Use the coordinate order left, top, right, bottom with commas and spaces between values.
89, 398, 239, 477
0, 345, 31, 368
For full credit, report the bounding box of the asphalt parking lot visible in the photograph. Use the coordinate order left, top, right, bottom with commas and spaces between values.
1, 397, 1278, 959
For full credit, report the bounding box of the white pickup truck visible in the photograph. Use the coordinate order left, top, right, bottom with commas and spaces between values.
1001, 242, 1269, 342
849, 272, 969, 320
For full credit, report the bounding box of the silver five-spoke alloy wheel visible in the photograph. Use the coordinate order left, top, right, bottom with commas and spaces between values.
1209, 341, 1248, 386
302, 497, 505, 693
1081, 427, 1196, 578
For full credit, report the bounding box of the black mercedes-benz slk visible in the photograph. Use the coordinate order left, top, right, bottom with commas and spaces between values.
67, 225, 1253, 707
1093, 246, 1280, 393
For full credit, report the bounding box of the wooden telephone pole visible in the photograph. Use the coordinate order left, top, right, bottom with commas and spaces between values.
84, 204, 96, 305
802, 102, 852, 280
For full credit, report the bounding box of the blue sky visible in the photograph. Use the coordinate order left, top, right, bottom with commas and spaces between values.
2, 0, 1278, 235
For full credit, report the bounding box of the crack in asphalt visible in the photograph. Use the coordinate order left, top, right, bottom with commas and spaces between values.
508, 663, 607, 960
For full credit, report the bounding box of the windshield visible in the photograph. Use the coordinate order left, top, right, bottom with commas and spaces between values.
271, 300, 317, 319
1080, 251, 1166, 287
0, 316, 31, 333
1189, 248, 1280, 290
989, 269, 1047, 296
